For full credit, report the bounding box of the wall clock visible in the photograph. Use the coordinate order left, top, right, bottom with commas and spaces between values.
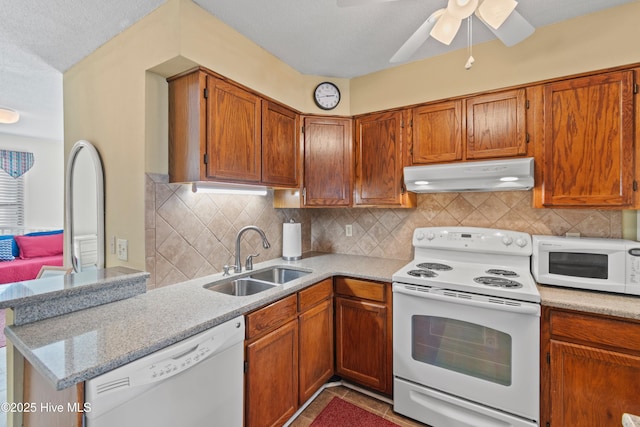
313, 82, 341, 110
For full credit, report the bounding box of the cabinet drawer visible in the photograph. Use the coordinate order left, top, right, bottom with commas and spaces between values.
335, 277, 387, 303
549, 309, 640, 353
246, 294, 297, 340
299, 279, 333, 312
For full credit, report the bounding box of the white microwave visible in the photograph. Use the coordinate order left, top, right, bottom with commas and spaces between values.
532, 235, 640, 295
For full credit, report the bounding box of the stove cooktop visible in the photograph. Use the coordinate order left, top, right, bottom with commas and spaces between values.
392, 227, 540, 303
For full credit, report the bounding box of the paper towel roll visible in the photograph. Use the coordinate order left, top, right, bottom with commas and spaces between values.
282, 221, 302, 261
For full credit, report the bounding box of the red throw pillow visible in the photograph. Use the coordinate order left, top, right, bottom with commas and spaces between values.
14, 234, 64, 259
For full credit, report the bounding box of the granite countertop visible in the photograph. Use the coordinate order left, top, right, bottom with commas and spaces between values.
538, 284, 640, 321
0, 266, 147, 309
0, 267, 149, 326
8, 252, 640, 391
6, 252, 406, 390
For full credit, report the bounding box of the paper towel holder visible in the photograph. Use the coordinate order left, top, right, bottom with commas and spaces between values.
282, 219, 302, 261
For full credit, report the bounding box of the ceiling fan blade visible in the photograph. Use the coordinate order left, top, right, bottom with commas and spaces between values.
477, 0, 517, 29
390, 9, 445, 63
430, 10, 462, 45
337, 0, 403, 7
476, 8, 534, 46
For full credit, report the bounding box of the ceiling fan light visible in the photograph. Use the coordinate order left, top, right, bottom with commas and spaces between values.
477, 0, 517, 29
430, 11, 462, 45
447, 0, 479, 19
0, 108, 20, 124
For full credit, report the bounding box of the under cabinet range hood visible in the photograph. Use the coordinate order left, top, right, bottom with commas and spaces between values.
404, 157, 534, 193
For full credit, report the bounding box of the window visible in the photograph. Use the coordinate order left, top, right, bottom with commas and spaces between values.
0, 171, 24, 227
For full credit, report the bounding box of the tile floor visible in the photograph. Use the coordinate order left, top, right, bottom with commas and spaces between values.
289, 384, 428, 427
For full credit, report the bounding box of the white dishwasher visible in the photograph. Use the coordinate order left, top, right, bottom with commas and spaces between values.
85, 316, 245, 427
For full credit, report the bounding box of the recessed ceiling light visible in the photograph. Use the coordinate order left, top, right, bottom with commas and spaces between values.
0, 108, 20, 124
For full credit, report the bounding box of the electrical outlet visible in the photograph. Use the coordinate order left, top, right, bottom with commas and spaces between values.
345, 224, 353, 237
117, 238, 128, 261
565, 232, 581, 238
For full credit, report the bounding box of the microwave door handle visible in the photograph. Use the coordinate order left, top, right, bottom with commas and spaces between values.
393, 284, 540, 316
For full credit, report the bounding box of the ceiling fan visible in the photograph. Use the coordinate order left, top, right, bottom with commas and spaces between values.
337, 0, 535, 64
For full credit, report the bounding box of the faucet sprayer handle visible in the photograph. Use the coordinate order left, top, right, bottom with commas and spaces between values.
245, 254, 260, 271
223, 265, 236, 276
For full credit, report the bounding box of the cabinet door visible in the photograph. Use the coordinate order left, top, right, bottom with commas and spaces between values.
355, 111, 413, 207
466, 89, 527, 159
335, 296, 389, 394
303, 117, 352, 207
168, 70, 207, 183
411, 100, 462, 164
299, 298, 334, 404
550, 340, 640, 426
246, 320, 298, 427
262, 101, 300, 187
541, 71, 634, 207
206, 76, 262, 183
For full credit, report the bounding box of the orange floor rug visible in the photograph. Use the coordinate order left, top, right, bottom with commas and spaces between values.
310, 397, 400, 427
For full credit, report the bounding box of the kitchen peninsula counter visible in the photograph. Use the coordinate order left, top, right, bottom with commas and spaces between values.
6, 252, 406, 390
9, 251, 640, 392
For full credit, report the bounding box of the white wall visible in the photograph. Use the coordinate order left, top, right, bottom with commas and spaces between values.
0, 133, 64, 229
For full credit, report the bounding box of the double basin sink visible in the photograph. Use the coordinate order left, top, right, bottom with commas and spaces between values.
205, 267, 311, 296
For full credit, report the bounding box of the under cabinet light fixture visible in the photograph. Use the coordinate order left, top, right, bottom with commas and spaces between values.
192, 182, 268, 196
0, 108, 20, 124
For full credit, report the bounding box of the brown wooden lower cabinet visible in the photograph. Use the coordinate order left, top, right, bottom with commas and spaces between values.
244, 279, 333, 427
246, 319, 299, 427
298, 298, 334, 404
23, 359, 84, 427
334, 277, 392, 396
542, 306, 640, 426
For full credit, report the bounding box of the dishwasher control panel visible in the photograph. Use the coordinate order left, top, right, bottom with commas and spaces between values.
145, 335, 218, 381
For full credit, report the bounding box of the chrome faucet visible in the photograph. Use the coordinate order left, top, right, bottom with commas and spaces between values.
234, 226, 271, 273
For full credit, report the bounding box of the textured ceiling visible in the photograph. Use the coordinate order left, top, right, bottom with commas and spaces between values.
0, 0, 636, 140
195, 0, 637, 78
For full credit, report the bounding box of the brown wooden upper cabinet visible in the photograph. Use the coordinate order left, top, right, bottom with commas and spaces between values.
411, 100, 463, 164
262, 101, 300, 187
302, 116, 352, 207
206, 76, 262, 182
410, 88, 527, 164
536, 71, 635, 208
354, 111, 415, 208
168, 68, 300, 187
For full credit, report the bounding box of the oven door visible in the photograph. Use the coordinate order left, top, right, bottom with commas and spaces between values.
393, 283, 540, 422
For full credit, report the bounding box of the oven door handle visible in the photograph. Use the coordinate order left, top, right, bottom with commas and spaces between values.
393, 285, 540, 315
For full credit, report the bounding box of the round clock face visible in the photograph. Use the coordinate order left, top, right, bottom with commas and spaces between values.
314, 82, 341, 110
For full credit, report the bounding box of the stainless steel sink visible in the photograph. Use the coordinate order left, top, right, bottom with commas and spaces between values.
249, 267, 311, 284
206, 278, 276, 296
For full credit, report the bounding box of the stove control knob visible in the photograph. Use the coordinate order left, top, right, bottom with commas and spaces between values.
426, 232, 436, 241
416, 231, 425, 241
515, 237, 528, 248
501, 236, 513, 246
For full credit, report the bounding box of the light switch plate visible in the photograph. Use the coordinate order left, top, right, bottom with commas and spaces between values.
117, 238, 128, 261
345, 224, 353, 237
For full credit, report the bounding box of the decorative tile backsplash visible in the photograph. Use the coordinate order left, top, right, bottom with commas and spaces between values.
145, 174, 311, 288
145, 173, 621, 288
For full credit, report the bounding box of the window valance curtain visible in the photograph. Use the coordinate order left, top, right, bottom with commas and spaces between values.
0, 150, 34, 178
